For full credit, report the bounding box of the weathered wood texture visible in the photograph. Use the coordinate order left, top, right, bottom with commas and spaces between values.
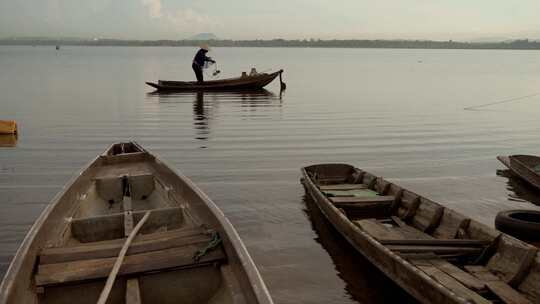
465, 266, 533, 304
302, 163, 537, 304
412, 260, 490, 304
36, 243, 225, 286
40, 227, 209, 264
330, 196, 395, 204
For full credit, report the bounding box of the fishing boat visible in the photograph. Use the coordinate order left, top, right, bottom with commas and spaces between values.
301, 163, 539, 304
0, 142, 273, 304
146, 70, 283, 91
498, 155, 540, 190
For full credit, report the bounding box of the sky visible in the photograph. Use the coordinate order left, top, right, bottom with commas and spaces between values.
1, 0, 540, 41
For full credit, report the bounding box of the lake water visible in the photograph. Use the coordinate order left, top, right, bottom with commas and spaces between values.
1, 46, 540, 303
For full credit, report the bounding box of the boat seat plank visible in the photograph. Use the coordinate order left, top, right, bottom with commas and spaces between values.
388, 245, 483, 254
330, 195, 395, 204
428, 259, 486, 290
354, 219, 403, 240
36, 243, 226, 286
355, 219, 435, 241
465, 266, 532, 304
319, 184, 367, 191
40, 227, 210, 264
380, 239, 490, 247
390, 216, 434, 240
71, 207, 185, 243
412, 260, 491, 304
465, 266, 501, 282
485, 281, 532, 304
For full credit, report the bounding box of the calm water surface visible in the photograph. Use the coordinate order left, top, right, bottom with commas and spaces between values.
1, 46, 540, 303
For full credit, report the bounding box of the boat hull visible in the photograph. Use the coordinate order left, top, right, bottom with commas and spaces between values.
301, 163, 538, 304
146, 70, 282, 92
498, 155, 540, 190
0, 142, 273, 304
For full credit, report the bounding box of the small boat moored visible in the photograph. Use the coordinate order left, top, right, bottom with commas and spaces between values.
302, 163, 539, 304
498, 155, 540, 190
146, 70, 283, 91
0, 142, 273, 304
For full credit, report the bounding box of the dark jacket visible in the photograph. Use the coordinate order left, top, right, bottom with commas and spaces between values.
192, 49, 213, 67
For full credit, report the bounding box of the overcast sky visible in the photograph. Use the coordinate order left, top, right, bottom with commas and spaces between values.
1, 0, 540, 40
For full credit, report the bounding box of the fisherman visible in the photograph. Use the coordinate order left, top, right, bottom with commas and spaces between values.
192, 44, 215, 82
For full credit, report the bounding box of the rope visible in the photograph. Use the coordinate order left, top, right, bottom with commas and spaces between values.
464, 92, 540, 110
193, 232, 222, 262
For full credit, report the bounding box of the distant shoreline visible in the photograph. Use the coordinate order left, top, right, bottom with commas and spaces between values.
1, 38, 540, 50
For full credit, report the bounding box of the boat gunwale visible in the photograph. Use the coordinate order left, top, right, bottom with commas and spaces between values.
301, 163, 494, 304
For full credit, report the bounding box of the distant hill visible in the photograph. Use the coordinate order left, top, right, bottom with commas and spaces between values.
189, 33, 218, 40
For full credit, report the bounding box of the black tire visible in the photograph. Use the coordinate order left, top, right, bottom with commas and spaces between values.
495, 209, 540, 241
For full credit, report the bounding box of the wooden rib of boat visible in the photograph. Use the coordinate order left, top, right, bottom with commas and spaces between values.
146, 70, 283, 91
498, 155, 540, 190
301, 163, 539, 304
0, 142, 273, 304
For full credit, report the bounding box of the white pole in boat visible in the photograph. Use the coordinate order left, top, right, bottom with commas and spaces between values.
96, 211, 151, 304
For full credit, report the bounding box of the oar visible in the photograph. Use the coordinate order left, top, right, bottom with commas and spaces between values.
96, 210, 151, 304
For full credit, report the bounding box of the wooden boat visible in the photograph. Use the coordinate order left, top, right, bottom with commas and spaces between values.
498, 155, 540, 190
146, 70, 283, 91
0, 142, 273, 304
301, 163, 540, 304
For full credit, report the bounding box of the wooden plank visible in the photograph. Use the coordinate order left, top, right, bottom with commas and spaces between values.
486, 281, 532, 304
354, 219, 403, 240
36, 244, 225, 286
126, 278, 142, 304
330, 195, 395, 204
388, 245, 482, 254
413, 262, 491, 304
465, 265, 501, 282
335, 201, 392, 209
355, 219, 435, 241
40, 229, 211, 264
464, 265, 532, 304
391, 216, 407, 227
380, 239, 490, 247
391, 217, 434, 240
123, 196, 134, 235
319, 184, 367, 191
428, 260, 486, 290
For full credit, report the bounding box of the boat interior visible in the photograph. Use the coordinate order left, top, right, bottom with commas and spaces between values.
304, 164, 540, 304
33, 142, 242, 304
511, 155, 540, 173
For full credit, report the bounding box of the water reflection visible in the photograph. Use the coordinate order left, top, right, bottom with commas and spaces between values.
146, 89, 282, 147
301, 194, 417, 304
0, 134, 17, 147
496, 169, 540, 206
193, 92, 210, 143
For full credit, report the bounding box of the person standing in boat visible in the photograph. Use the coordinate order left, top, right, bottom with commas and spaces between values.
192, 44, 215, 83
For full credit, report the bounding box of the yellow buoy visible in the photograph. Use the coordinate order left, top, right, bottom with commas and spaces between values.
0, 120, 17, 134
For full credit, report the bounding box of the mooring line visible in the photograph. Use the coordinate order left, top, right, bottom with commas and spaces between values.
464, 92, 540, 110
